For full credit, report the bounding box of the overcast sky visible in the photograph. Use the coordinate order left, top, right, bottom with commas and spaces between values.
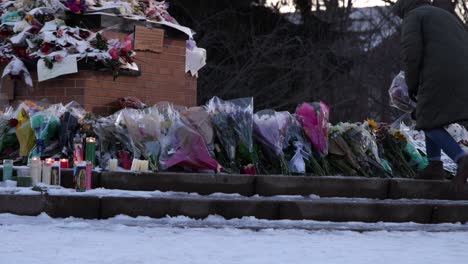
267, 0, 388, 12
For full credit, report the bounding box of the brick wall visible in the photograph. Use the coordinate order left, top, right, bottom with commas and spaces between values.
3, 37, 197, 116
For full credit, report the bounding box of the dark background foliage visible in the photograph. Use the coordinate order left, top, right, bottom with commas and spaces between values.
168, 0, 466, 123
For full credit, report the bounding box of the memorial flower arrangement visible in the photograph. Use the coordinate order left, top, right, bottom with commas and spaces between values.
0, 0, 185, 86
0, 96, 440, 178
207, 97, 257, 174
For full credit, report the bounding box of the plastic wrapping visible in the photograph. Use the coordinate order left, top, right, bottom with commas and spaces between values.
59, 102, 85, 157
288, 141, 310, 174
296, 102, 329, 157
121, 107, 161, 171
94, 111, 134, 170
158, 103, 221, 172
180, 107, 215, 156
389, 71, 416, 112
340, 123, 390, 177
16, 108, 35, 157
254, 110, 289, 174
0, 107, 19, 159
28, 105, 62, 158
207, 97, 255, 173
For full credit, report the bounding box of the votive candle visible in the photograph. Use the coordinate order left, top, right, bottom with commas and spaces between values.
60, 158, 69, 169
86, 161, 92, 190
42, 160, 52, 185
109, 159, 118, 171
85, 137, 96, 167
30, 157, 42, 185
139, 160, 149, 172
51, 162, 61, 186
2, 159, 13, 181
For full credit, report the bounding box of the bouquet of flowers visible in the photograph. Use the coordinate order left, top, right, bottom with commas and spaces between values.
180, 106, 215, 157
28, 104, 63, 159
327, 125, 362, 176
121, 107, 161, 171
296, 102, 329, 156
340, 122, 391, 178
59, 101, 85, 158
282, 114, 327, 175
94, 111, 134, 170
15, 104, 37, 159
253, 110, 290, 175
157, 103, 221, 172
207, 97, 256, 174
375, 123, 417, 178
0, 107, 19, 159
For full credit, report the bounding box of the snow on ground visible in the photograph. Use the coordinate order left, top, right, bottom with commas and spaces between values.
0, 214, 468, 264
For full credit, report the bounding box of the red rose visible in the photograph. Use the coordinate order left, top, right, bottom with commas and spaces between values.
8, 118, 18, 127
41, 43, 52, 54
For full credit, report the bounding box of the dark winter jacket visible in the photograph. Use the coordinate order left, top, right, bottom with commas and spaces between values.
392, 0, 468, 130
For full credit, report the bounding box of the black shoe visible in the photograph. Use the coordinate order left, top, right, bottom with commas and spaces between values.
415, 160, 445, 180
453, 155, 468, 190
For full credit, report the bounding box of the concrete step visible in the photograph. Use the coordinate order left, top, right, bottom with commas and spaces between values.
99, 172, 468, 201
4, 168, 468, 200
1, 191, 468, 224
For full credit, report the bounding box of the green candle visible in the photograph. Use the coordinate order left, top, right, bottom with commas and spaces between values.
85, 137, 96, 167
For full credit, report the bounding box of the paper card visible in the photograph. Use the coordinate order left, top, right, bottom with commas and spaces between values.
37, 56, 78, 82
40, 20, 58, 33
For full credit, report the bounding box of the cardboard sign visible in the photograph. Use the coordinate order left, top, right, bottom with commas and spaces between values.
37, 56, 78, 82
134, 26, 164, 53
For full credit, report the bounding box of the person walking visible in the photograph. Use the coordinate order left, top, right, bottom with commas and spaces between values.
392, 0, 468, 186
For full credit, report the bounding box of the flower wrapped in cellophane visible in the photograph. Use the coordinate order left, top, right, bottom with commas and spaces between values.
283, 114, 327, 175
374, 123, 417, 178
338, 122, 391, 178
253, 110, 289, 175
207, 97, 256, 174
121, 107, 162, 172
296, 102, 329, 157
94, 111, 134, 170
59, 101, 86, 158
180, 106, 215, 157
157, 103, 221, 172
0, 107, 19, 160
28, 104, 64, 159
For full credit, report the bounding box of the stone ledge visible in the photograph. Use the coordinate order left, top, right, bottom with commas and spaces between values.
279, 199, 435, 223
256, 175, 390, 199
100, 172, 255, 196
44, 195, 101, 219
100, 196, 278, 220
0, 194, 44, 216
1, 193, 468, 223
388, 179, 468, 200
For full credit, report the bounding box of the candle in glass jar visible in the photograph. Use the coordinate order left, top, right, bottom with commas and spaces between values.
60, 158, 69, 169
86, 161, 92, 190
73, 134, 83, 165
51, 162, 61, 186
109, 159, 118, 171
30, 158, 42, 185
131, 159, 139, 172
74, 161, 87, 192
139, 160, 149, 172
3, 159, 13, 181
85, 137, 96, 167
